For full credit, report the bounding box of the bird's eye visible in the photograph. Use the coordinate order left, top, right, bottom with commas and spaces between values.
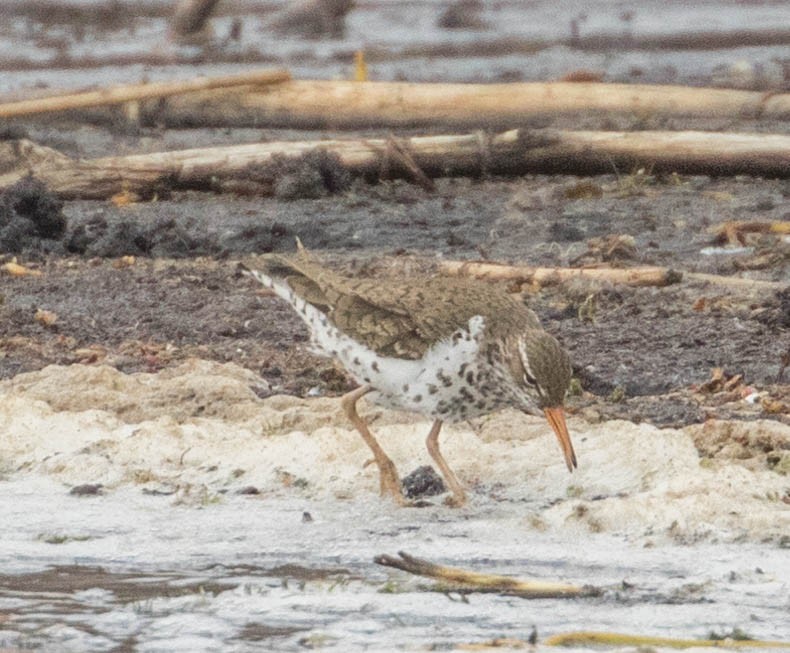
523, 372, 538, 387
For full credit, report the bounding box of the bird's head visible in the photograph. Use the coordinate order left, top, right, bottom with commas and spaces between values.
509, 330, 576, 472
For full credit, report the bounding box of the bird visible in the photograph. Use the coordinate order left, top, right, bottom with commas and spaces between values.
242, 242, 576, 506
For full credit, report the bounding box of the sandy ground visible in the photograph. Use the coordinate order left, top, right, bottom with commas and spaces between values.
0, 360, 789, 651
0, 0, 789, 651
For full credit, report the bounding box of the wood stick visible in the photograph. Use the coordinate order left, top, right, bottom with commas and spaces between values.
0, 69, 291, 119
374, 551, 592, 598
382, 135, 436, 192
440, 260, 682, 288
153, 80, 790, 129
440, 259, 788, 292
683, 272, 788, 291
2, 128, 789, 199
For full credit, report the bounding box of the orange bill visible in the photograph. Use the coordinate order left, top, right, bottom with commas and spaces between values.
543, 407, 577, 472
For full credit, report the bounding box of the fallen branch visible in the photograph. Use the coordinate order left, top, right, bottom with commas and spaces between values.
374, 551, 592, 599
683, 272, 787, 292
0, 69, 291, 119
2, 128, 790, 199
440, 260, 788, 292
544, 631, 790, 649
440, 260, 682, 288
151, 80, 790, 129
382, 135, 436, 192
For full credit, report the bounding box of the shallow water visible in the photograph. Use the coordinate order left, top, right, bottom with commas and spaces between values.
1, 0, 788, 93
2, 478, 789, 652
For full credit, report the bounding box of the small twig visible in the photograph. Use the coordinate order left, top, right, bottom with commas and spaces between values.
179, 447, 192, 466
374, 551, 593, 598
711, 220, 790, 245
383, 135, 436, 191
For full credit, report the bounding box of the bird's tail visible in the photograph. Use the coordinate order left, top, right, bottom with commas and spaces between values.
240, 239, 334, 310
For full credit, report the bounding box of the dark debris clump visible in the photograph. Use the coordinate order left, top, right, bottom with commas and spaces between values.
246, 150, 352, 200
65, 214, 215, 258
402, 465, 446, 499
0, 176, 67, 255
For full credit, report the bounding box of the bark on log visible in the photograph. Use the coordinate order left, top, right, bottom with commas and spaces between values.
374, 551, 593, 598
2, 129, 789, 200
0, 69, 291, 119
150, 80, 790, 129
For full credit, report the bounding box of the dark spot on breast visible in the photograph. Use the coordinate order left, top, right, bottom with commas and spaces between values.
363, 376, 371, 383
476, 400, 486, 410
372, 361, 380, 372
353, 357, 360, 365
458, 363, 468, 378
466, 371, 475, 385
403, 384, 410, 392
413, 394, 422, 403
427, 384, 438, 395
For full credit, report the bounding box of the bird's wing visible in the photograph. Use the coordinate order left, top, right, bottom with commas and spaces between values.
250, 250, 426, 358
253, 247, 542, 359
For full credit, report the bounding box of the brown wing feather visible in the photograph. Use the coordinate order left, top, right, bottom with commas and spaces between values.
258, 248, 542, 359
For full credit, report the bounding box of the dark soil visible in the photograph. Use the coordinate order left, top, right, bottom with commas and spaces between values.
1, 169, 787, 429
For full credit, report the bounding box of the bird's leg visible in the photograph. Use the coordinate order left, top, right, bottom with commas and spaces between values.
425, 419, 467, 507
340, 385, 405, 505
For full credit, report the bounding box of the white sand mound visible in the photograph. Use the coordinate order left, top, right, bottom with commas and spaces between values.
1, 360, 787, 543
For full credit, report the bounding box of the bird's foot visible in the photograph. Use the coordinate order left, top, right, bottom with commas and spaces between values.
378, 458, 406, 506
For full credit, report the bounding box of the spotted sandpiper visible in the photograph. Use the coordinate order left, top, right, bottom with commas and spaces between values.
244, 243, 576, 506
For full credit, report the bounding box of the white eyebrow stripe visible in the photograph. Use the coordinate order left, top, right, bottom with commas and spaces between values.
518, 338, 539, 387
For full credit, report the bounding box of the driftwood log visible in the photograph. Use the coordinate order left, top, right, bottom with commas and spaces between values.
6, 80, 788, 128
0, 69, 291, 120
149, 80, 790, 129
2, 129, 789, 199
374, 551, 593, 598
